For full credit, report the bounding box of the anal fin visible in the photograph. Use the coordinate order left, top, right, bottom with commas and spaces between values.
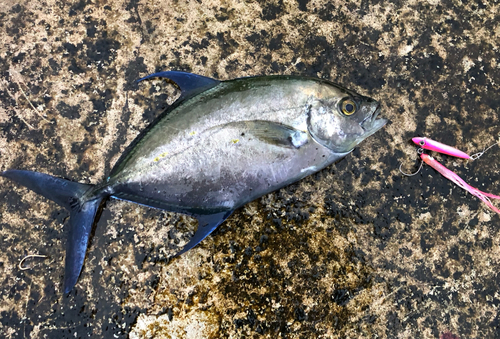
173, 210, 233, 257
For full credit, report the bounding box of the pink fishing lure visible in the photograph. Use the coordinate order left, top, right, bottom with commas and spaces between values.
412, 137, 470, 159
420, 154, 500, 215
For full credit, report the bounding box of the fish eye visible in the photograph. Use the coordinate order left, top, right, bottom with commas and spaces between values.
340, 99, 357, 115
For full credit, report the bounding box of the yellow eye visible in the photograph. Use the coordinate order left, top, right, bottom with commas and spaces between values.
341, 99, 357, 115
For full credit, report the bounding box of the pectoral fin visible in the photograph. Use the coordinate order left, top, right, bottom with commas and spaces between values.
224, 120, 309, 149
173, 210, 233, 257
137, 71, 220, 98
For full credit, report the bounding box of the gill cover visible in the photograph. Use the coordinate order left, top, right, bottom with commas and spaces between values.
307, 90, 381, 153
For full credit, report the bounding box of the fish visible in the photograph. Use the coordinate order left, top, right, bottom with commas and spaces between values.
1, 71, 387, 293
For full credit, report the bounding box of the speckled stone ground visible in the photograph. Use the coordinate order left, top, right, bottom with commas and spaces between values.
1, 0, 499, 338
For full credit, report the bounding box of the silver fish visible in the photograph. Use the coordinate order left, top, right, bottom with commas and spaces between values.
1, 71, 387, 293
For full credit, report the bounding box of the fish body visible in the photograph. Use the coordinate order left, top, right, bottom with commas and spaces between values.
109, 76, 374, 214
1, 72, 387, 293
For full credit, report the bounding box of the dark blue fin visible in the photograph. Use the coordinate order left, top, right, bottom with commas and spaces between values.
1, 170, 92, 210
1, 170, 103, 294
174, 210, 233, 257
137, 71, 220, 98
63, 198, 101, 293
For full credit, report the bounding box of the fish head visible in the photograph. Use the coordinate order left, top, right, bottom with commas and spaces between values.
307, 82, 387, 153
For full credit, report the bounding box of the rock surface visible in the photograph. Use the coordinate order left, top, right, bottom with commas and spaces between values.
1, 0, 499, 338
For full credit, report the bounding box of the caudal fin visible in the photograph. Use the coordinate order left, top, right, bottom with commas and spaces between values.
1, 170, 102, 293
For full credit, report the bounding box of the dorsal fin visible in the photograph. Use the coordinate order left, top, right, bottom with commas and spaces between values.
137, 71, 220, 97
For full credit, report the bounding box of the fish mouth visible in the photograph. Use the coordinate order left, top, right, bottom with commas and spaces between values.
360, 104, 387, 136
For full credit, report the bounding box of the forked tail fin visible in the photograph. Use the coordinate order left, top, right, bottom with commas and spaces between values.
1, 170, 103, 293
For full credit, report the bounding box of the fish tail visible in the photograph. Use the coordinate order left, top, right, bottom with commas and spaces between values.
1, 169, 104, 293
